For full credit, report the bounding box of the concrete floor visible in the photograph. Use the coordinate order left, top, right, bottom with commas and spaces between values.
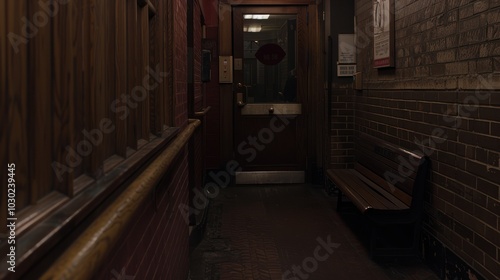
189, 184, 439, 280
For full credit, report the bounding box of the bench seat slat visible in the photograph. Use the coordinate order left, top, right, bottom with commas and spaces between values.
350, 169, 409, 209
353, 164, 412, 207
329, 169, 386, 211
344, 170, 404, 211
328, 169, 407, 213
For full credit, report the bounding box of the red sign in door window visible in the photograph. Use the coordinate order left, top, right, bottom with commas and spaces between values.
255, 43, 286, 65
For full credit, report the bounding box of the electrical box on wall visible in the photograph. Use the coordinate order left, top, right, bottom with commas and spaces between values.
219, 56, 233, 83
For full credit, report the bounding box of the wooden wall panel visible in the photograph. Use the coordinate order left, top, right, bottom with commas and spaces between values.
135, 7, 144, 142
73, 0, 85, 179
151, 0, 162, 135
115, 0, 128, 157
104, 0, 117, 159
218, 2, 233, 162
29, 0, 54, 201
7, 1, 30, 206
53, 0, 76, 195
141, 7, 150, 140
88, 0, 105, 178
166, 1, 175, 126
127, 0, 138, 150
82, 0, 92, 178
1, 1, 7, 234
0, 0, 181, 274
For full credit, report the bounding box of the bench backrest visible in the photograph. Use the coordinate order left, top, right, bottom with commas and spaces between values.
355, 133, 430, 214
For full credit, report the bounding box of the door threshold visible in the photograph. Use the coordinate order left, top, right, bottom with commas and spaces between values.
235, 171, 305, 184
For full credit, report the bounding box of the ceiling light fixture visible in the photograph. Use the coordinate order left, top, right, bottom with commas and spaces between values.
244, 14, 270, 20
243, 25, 262, 32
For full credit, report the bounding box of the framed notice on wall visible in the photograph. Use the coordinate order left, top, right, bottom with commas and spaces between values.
373, 0, 394, 68
338, 34, 356, 77
338, 34, 356, 64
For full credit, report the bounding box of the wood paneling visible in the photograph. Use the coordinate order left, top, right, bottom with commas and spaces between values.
127, 0, 139, 150
29, 0, 54, 201
53, 0, 76, 194
1, 0, 176, 273
219, 3, 233, 162
7, 0, 30, 206
73, 0, 85, 179
0, 0, 173, 238
149, 0, 159, 135
0, 0, 7, 234
115, 0, 128, 157
104, 0, 117, 160
141, 7, 150, 140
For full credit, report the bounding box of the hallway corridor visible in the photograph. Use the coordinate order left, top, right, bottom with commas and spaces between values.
189, 185, 439, 280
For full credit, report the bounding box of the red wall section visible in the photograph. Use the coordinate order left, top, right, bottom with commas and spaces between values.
200, 0, 219, 27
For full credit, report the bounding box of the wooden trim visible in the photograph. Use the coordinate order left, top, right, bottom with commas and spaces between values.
0, 128, 179, 279
0, 2, 7, 233
29, 0, 53, 203
166, 0, 174, 126
194, 106, 212, 118
40, 120, 201, 280
140, 7, 150, 140
53, 0, 75, 194
126, 0, 139, 150
115, 0, 128, 157
15, 192, 70, 235
219, 2, 233, 162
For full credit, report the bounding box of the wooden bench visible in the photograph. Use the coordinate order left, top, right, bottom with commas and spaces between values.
326, 133, 430, 257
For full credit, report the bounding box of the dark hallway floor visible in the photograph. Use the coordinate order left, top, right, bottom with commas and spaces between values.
189, 184, 439, 280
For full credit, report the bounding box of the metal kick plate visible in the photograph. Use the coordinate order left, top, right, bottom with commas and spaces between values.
241, 103, 302, 115
235, 171, 305, 184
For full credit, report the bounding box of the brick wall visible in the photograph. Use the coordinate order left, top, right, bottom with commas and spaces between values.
329, 89, 355, 169
354, 89, 499, 279
355, 0, 500, 90
350, 0, 500, 278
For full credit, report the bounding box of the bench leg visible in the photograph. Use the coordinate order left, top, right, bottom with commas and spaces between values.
411, 219, 422, 256
336, 190, 343, 212
369, 225, 377, 258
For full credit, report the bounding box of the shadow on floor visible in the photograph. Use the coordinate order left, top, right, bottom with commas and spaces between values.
189, 184, 439, 280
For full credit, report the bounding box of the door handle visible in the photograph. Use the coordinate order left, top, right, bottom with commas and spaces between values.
236, 83, 247, 107
268, 106, 274, 114
236, 92, 246, 107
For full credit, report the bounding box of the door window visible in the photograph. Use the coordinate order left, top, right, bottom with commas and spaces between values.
243, 14, 297, 103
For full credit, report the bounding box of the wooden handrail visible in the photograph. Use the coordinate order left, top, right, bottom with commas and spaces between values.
194, 106, 212, 117
41, 119, 201, 280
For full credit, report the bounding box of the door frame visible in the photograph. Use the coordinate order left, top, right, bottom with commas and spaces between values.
218, 1, 324, 183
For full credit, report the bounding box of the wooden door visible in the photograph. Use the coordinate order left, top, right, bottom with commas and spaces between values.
232, 6, 308, 184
